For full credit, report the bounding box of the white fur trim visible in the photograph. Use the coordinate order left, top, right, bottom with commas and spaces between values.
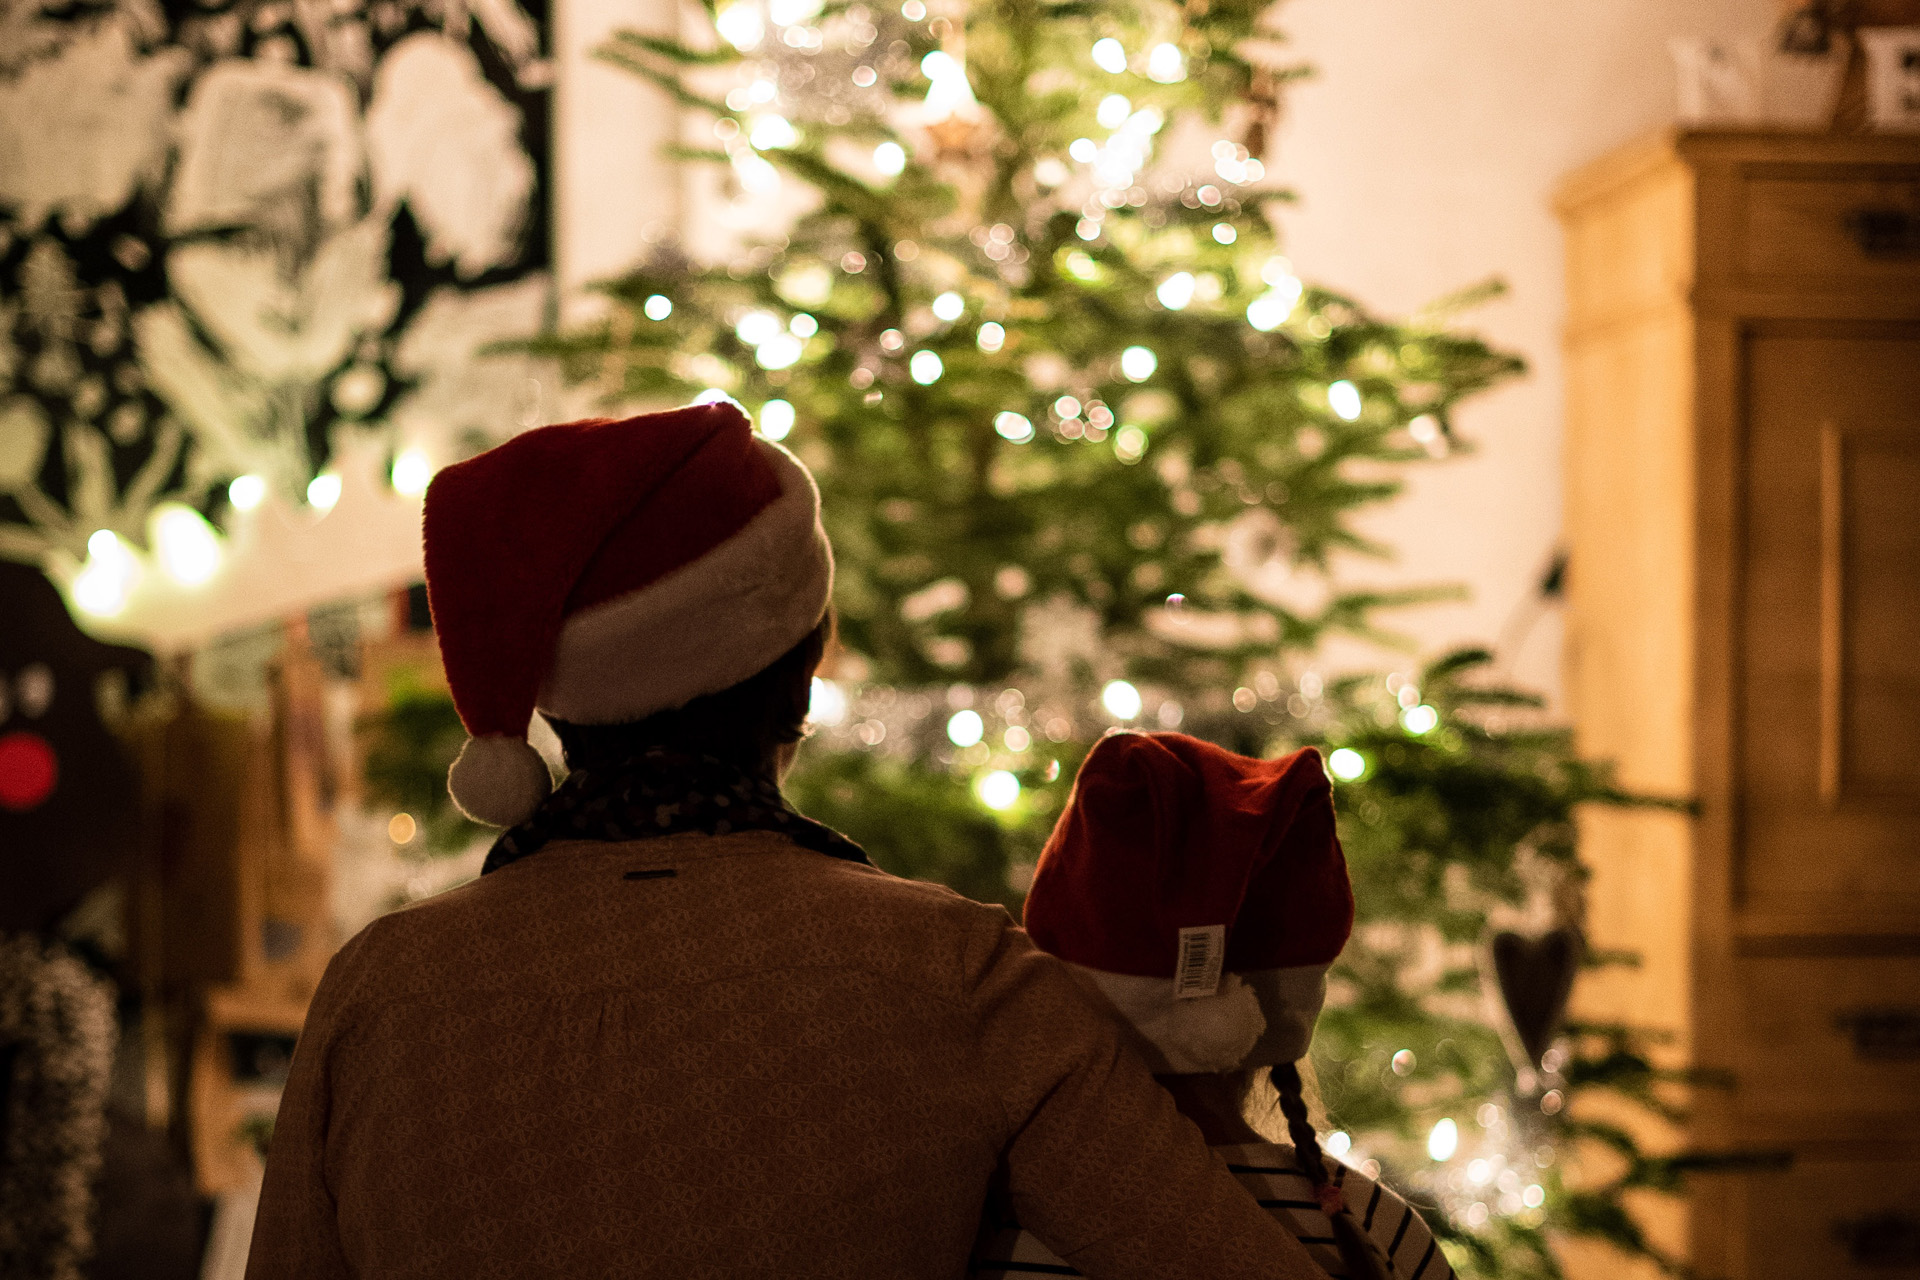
1081, 969, 1268, 1074
539, 439, 833, 724
448, 734, 554, 827
1074, 963, 1332, 1073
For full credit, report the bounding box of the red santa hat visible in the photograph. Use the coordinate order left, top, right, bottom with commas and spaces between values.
422, 401, 833, 827
1024, 731, 1354, 1074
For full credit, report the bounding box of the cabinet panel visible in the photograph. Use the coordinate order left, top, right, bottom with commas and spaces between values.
1726, 955, 1920, 1144
1740, 170, 1920, 284
1739, 330, 1920, 932
1738, 1156, 1920, 1278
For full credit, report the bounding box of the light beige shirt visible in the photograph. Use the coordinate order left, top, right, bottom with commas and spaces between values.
247, 832, 1325, 1279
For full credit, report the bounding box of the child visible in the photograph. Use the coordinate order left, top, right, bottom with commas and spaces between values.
974, 731, 1453, 1280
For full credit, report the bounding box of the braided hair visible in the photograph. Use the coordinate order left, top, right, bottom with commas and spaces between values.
1270, 1061, 1397, 1280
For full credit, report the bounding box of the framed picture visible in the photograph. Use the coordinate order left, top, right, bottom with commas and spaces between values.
1860, 26, 1920, 130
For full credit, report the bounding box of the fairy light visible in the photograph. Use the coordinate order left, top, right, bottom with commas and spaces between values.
1113, 425, 1147, 462
227, 474, 266, 511
1091, 37, 1128, 74
644, 294, 672, 321
1329, 379, 1363, 421
1146, 42, 1185, 83
1096, 94, 1132, 128
1213, 223, 1237, 244
1247, 277, 1302, 331
909, 350, 943, 384
749, 114, 797, 150
1119, 346, 1157, 381
390, 448, 432, 498
809, 677, 848, 726
715, 3, 763, 50
755, 333, 804, 370
931, 291, 964, 322
920, 50, 977, 122
758, 399, 796, 441
994, 411, 1033, 442
1402, 704, 1439, 734
72, 529, 139, 618
873, 140, 907, 176
1328, 748, 1366, 780
975, 769, 1021, 811
1428, 1117, 1459, 1162
976, 322, 1006, 353
947, 709, 984, 747
788, 313, 818, 338
1155, 272, 1196, 310
306, 473, 342, 511
1101, 679, 1143, 720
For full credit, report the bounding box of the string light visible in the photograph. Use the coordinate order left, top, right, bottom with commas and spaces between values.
1091, 37, 1128, 74
758, 399, 796, 441
1096, 94, 1132, 128
909, 350, 943, 384
1328, 747, 1366, 780
920, 50, 977, 122
975, 769, 1021, 810
994, 411, 1034, 442
749, 114, 797, 150
227, 474, 266, 511
715, 4, 763, 50
1146, 42, 1185, 83
1402, 704, 1439, 734
931, 291, 964, 322
391, 449, 432, 498
1101, 679, 1143, 720
1212, 223, 1237, 244
644, 294, 672, 321
756, 333, 804, 370
1428, 1117, 1460, 1162
977, 322, 1005, 353
873, 141, 906, 176
947, 709, 984, 747
1329, 379, 1363, 421
72, 529, 140, 618
788, 313, 818, 338
1119, 346, 1157, 381
1155, 272, 1195, 310
306, 473, 342, 511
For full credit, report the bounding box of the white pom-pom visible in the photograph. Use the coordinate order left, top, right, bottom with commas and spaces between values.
448, 735, 552, 827
1084, 969, 1269, 1074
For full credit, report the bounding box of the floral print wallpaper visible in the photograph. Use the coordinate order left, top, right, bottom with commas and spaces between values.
0, 0, 554, 571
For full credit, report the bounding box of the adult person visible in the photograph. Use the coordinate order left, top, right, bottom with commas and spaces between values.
246, 403, 1322, 1278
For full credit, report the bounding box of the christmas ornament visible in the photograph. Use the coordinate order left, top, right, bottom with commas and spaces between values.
1487, 926, 1582, 1075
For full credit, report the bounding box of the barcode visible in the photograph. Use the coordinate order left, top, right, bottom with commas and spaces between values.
1174, 925, 1226, 999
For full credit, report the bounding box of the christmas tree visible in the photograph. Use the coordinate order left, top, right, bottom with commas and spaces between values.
366, 1, 1705, 1274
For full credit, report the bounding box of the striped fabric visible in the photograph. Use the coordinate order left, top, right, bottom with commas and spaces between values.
973, 1141, 1454, 1280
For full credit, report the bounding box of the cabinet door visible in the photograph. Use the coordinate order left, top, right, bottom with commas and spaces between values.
1739, 327, 1920, 937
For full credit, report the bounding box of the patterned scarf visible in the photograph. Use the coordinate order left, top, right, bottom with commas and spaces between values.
482, 746, 868, 875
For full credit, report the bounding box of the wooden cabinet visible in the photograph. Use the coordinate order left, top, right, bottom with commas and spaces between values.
1557, 131, 1920, 1280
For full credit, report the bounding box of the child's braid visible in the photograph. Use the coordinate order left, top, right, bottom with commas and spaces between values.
1270, 1062, 1396, 1280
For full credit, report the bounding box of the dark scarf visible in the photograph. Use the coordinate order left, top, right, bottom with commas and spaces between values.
482, 745, 868, 875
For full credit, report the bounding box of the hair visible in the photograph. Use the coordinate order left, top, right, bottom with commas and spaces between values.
544, 613, 832, 777
1269, 1061, 1397, 1280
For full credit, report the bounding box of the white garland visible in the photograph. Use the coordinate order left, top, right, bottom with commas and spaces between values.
0, 936, 116, 1280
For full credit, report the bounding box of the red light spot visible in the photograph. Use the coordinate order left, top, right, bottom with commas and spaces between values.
0, 731, 58, 812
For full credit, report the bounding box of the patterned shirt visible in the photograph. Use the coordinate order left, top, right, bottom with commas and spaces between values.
973, 1141, 1454, 1280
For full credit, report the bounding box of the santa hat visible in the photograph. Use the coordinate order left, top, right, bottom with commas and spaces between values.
422, 401, 833, 827
1024, 732, 1353, 1074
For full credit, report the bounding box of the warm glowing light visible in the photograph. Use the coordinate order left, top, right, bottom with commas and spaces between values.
1096, 94, 1132, 128
1523, 1184, 1546, 1208
1428, 1118, 1459, 1162
1146, 42, 1185, 83
759, 399, 796, 441
977, 322, 1005, 353
391, 448, 432, 498
1401, 704, 1439, 734
1329, 379, 1363, 421
736, 310, 782, 346
306, 473, 342, 511
809, 677, 848, 726
715, 3, 764, 49
872, 140, 907, 176
920, 49, 977, 122
909, 350, 943, 384
1101, 679, 1143, 720
755, 333, 804, 370
1155, 272, 1196, 310
975, 769, 1021, 811
994, 411, 1034, 443
1068, 137, 1098, 163
1325, 1131, 1353, 1159
931, 291, 964, 322
1114, 425, 1147, 462
767, 0, 822, 25
1120, 346, 1157, 381
1467, 1158, 1492, 1186
151, 504, 222, 586
946, 708, 984, 747
73, 530, 139, 618
644, 294, 672, 321
1212, 223, 1237, 244
1075, 217, 1101, 241
788, 313, 818, 338
733, 152, 780, 194
228, 474, 266, 511
1328, 747, 1366, 780
1091, 37, 1128, 74
749, 114, 797, 150
388, 812, 417, 844
1246, 279, 1301, 331
1004, 726, 1031, 752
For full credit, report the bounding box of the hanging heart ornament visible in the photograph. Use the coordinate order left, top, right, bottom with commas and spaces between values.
1487, 927, 1583, 1074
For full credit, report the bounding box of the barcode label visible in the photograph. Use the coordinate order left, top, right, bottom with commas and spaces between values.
1174, 925, 1226, 999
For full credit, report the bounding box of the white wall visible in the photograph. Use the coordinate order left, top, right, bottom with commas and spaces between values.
1274, 0, 1776, 702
